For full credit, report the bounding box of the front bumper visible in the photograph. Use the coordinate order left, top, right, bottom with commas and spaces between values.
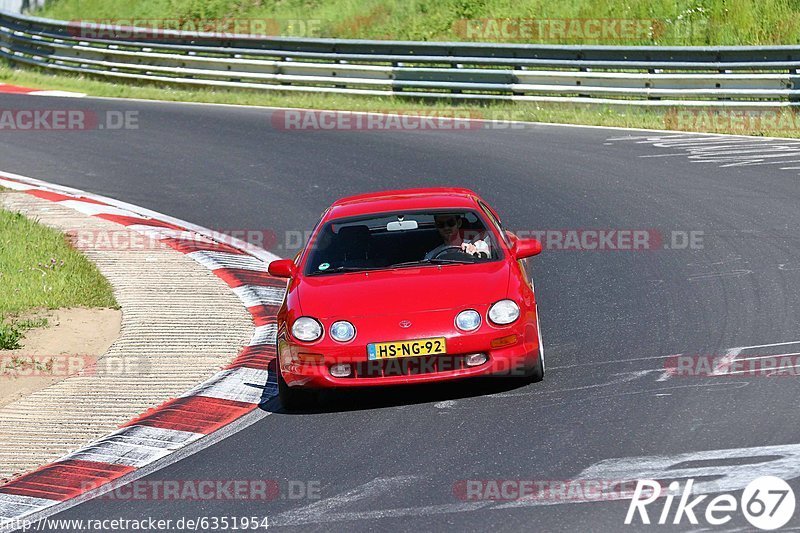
279, 319, 541, 388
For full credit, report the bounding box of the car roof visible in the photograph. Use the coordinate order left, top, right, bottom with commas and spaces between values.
327, 187, 483, 219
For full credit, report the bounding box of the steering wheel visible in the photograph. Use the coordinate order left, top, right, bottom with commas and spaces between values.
432, 245, 469, 259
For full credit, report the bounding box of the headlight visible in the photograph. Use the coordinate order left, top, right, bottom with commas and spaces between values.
330, 320, 356, 342
292, 317, 323, 342
456, 310, 481, 331
488, 300, 520, 325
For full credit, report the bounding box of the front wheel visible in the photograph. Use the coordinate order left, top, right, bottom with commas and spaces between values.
277, 364, 318, 411
524, 310, 545, 383
525, 348, 545, 383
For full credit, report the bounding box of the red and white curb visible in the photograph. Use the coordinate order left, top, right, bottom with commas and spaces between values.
0, 83, 86, 98
0, 171, 283, 525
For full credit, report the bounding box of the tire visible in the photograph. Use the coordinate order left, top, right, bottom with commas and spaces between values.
526, 349, 545, 383
277, 364, 317, 411
524, 309, 545, 383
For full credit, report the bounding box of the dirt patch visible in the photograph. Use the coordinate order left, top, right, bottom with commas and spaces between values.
0, 308, 121, 408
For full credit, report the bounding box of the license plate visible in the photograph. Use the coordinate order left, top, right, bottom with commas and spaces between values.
367, 337, 447, 360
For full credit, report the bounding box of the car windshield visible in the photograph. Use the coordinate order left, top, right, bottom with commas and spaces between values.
303, 210, 502, 275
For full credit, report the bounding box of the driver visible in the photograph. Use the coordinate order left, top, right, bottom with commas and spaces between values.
425, 213, 492, 260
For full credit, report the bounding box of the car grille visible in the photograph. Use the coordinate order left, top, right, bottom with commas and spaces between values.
349, 355, 469, 379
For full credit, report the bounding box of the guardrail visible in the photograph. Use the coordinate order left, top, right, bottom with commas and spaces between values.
2, 10, 800, 106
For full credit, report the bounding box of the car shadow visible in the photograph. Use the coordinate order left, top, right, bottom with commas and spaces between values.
257, 359, 534, 414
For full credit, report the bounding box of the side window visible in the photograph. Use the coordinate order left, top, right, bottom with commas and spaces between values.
478, 201, 511, 248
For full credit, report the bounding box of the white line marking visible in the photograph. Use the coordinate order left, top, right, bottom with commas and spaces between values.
30, 90, 87, 98
499, 442, 800, 509
735, 340, 800, 351
687, 269, 752, 281
126, 225, 213, 243
0, 178, 34, 191
734, 351, 800, 363
272, 502, 490, 527
58, 442, 173, 468
725, 363, 800, 376
57, 426, 204, 468
187, 250, 270, 272
57, 200, 137, 217
250, 324, 278, 346
232, 285, 285, 307
659, 346, 743, 382
608, 133, 800, 174
103, 425, 204, 447
0, 494, 54, 520
182, 367, 270, 404
491, 370, 658, 398
550, 353, 676, 371
271, 476, 421, 526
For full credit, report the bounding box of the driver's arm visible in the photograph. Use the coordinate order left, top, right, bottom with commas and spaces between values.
462, 234, 493, 258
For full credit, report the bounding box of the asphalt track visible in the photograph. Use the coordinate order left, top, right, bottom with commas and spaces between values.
1, 94, 800, 532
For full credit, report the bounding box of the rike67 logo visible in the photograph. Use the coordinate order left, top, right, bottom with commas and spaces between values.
626, 476, 796, 530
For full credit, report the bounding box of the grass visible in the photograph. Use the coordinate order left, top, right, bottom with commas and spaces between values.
0, 323, 25, 350
0, 350, 58, 377
34, 0, 800, 46
0, 318, 48, 351
0, 208, 117, 349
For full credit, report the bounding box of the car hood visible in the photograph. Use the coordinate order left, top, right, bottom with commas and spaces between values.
296, 262, 511, 319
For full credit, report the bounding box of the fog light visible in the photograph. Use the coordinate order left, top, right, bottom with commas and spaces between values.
330, 363, 352, 378
456, 310, 481, 332
465, 353, 488, 367
330, 321, 356, 342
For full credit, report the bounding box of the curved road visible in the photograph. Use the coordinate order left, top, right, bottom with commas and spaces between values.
2, 94, 800, 531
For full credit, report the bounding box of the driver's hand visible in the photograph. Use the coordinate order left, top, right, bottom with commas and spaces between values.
461, 242, 479, 255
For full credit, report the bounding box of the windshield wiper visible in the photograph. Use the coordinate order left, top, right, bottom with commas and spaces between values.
389, 258, 475, 268
310, 259, 474, 275
309, 265, 382, 275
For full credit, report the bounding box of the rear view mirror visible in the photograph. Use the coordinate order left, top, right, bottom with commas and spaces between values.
387, 220, 419, 231
268, 259, 297, 278
514, 239, 543, 259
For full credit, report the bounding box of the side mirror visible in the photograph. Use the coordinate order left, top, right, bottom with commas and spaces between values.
514, 238, 542, 259
268, 259, 297, 278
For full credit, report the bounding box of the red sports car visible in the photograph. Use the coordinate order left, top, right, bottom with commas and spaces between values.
268, 187, 545, 409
